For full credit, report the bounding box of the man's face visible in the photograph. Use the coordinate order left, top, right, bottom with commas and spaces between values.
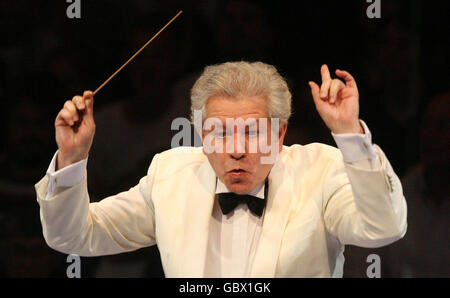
202, 95, 287, 194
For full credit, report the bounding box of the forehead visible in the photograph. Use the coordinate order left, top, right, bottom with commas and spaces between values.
205, 95, 269, 120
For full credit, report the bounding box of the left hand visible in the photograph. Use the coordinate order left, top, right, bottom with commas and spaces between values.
309, 64, 363, 134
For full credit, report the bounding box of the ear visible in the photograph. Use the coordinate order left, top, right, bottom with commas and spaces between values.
194, 123, 207, 155
278, 123, 287, 152
192, 108, 205, 147
195, 125, 203, 142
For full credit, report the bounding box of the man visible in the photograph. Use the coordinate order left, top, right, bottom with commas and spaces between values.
35, 61, 407, 277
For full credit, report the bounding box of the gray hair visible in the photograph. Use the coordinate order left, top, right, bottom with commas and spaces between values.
190, 61, 292, 125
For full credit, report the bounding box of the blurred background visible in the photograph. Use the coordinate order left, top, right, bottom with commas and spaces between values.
0, 0, 448, 277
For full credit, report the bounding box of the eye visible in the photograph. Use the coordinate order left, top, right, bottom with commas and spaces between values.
213, 131, 226, 138
247, 130, 258, 136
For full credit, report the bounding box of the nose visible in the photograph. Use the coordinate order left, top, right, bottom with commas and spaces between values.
230, 151, 245, 160
229, 132, 246, 160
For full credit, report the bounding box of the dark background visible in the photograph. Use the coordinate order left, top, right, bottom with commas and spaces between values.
0, 0, 448, 277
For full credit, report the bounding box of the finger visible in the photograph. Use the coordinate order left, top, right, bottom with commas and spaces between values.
72, 95, 85, 110
63, 101, 79, 122
83, 90, 94, 117
64, 100, 78, 116
320, 64, 332, 99
321, 64, 331, 81
335, 69, 357, 88
320, 80, 332, 100
329, 79, 345, 104
83, 90, 93, 100
56, 109, 75, 126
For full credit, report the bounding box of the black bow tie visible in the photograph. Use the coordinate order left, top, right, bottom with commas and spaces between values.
217, 181, 268, 217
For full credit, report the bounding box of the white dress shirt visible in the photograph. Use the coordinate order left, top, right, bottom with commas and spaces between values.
204, 178, 265, 277
45, 120, 379, 277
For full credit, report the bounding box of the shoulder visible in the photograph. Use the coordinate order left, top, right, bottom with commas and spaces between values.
280, 143, 343, 166
149, 146, 207, 179
276, 143, 345, 180
156, 146, 205, 159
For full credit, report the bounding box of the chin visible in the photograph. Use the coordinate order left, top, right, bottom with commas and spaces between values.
228, 186, 251, 194
225, 180, 253, 194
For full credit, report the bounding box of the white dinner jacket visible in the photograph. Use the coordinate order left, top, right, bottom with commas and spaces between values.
35, 144, 407, 277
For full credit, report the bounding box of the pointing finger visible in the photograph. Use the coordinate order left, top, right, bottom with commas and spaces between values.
321, 64, 331, 81
320, 64, 332, 99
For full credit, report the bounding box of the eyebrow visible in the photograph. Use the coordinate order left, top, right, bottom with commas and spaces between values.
202, 119, 261, 131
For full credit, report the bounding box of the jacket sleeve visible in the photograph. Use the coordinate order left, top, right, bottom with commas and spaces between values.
323, 145, 407, 248
34, 154, 159, 256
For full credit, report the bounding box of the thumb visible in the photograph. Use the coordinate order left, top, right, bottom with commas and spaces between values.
308, 81, 322, 109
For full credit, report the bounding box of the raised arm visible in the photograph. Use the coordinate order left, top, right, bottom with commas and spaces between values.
35, 91, 156, 256
309, 65, 407, 246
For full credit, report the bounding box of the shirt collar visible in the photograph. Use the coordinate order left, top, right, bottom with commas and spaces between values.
215, 178, 265, 200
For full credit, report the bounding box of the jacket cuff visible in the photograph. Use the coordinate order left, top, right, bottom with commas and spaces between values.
331, 120, 378, 163
46, 150, 88, 195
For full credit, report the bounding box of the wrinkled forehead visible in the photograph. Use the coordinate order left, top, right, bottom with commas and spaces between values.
204, 117, 261, 129
202, 116, 281, 136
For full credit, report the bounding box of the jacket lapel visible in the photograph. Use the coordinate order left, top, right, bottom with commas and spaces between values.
176, 158, 216, 277
251, 151, 293, 277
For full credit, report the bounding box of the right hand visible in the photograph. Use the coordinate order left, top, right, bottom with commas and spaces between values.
55, 90, 96, 170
